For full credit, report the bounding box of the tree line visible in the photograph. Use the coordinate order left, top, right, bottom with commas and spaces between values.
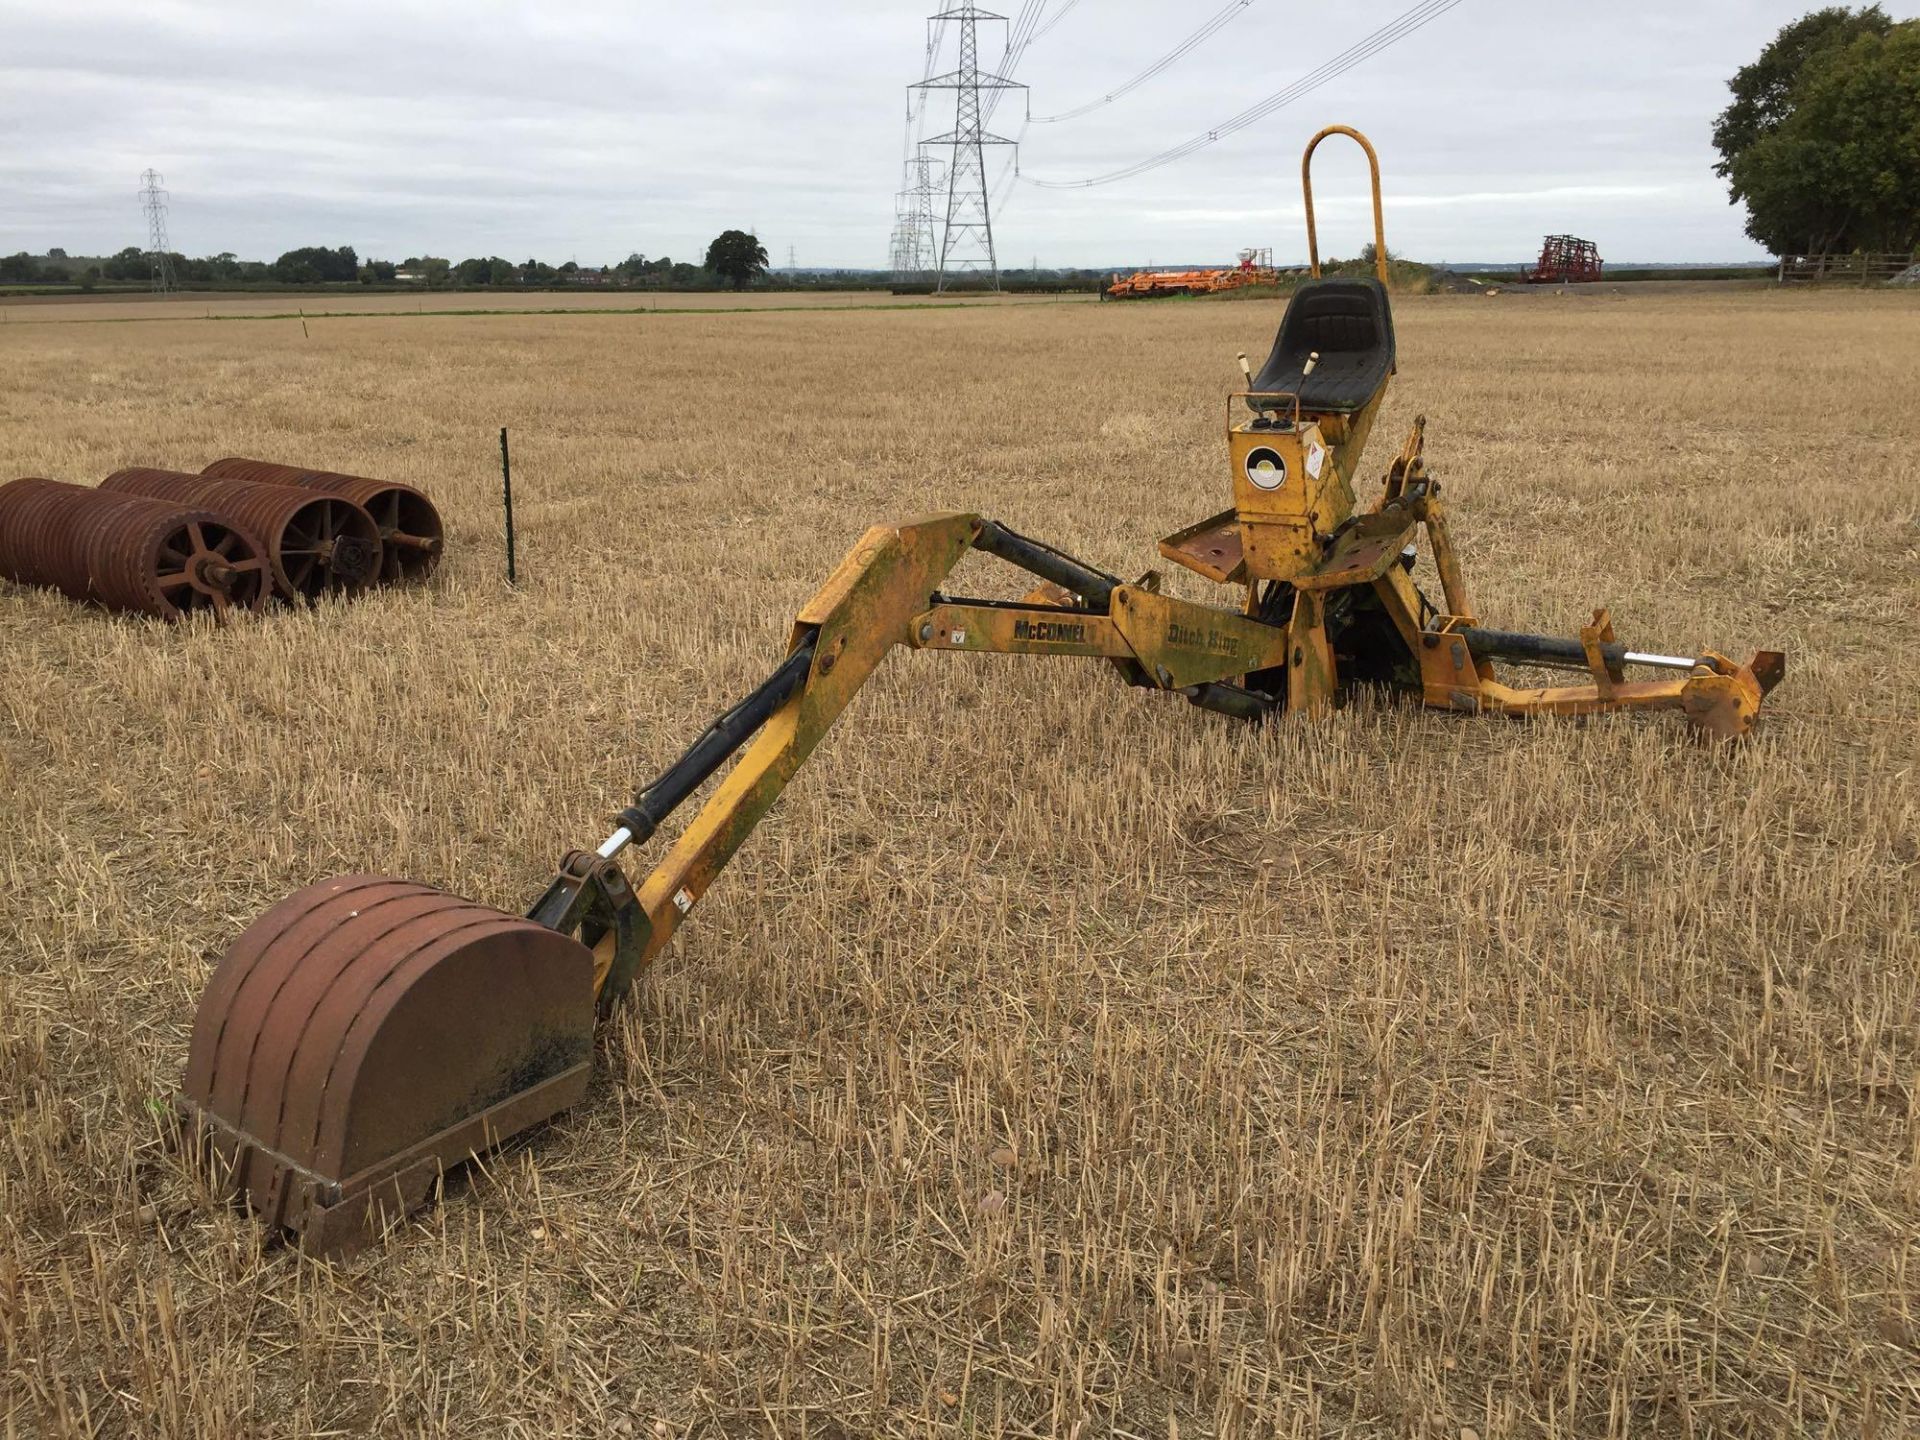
2, 230, 778, 291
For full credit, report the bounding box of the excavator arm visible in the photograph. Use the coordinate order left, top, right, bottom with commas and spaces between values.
181, 506, 1781, 1253
529, 491, 1785, 1023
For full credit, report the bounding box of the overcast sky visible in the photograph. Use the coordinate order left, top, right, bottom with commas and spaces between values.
1, 0, 1892, 268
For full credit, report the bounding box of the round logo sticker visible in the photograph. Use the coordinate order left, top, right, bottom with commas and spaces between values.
1244, 446, 1287, 490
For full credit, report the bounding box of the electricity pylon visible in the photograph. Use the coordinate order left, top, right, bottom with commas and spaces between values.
912, 6, 1024, 292
139, 169, 177, 296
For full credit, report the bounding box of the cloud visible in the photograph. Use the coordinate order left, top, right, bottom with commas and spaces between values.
0, 0, 1821, 265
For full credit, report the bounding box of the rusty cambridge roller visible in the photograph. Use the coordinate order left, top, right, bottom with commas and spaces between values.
201, 457, 444, 585
99, 468, 383, 603
0, 477, 271, 620
179, 124, 1786, 1254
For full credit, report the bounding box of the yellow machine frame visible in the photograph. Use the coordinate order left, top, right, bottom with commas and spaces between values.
179, 125, 1786, 1254
593, 120, 1786, 1003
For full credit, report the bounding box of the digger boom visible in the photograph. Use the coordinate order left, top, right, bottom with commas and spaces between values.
562, 506, 1778, 1019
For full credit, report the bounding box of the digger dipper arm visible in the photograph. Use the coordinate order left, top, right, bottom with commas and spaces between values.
562, 510, 1297, 1007
603, 513, 984, 978
600, 511, 1118, 869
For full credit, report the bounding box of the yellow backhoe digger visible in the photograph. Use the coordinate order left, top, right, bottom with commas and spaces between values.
179, 126, 1784, 1252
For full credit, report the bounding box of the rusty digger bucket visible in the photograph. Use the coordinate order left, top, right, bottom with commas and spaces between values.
178, 875, 599, 1252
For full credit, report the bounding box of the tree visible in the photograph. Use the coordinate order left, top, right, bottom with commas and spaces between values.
102, 246, 149, 282
273, 245, 358, 283
275, 251, 321, 284
1713, 7, 1889, 158
0, 252, 41, 283
1712, 7, 1920, 257
404, 256, 452, 287
454, 257, 491, 286
703, 229, 768, 289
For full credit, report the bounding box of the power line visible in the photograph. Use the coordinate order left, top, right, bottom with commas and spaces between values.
970, 0, 1055, 231
1030, 0, 1256, 124
1023, 0, 1466, 189
1029, 0, 1084, 42
899, 14, 946, 179
983, 0, 1047, 127
989, 143, 1023, 212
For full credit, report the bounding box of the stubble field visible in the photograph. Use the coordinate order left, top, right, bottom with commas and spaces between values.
1, 286, 1916, 1437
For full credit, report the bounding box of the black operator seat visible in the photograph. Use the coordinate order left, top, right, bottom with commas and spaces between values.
1248, 277, 1396, 416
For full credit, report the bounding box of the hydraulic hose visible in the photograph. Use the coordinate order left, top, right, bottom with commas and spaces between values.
600, 637, 819, 858
972, 519, 1123, 611
1460, 627, 1695, 673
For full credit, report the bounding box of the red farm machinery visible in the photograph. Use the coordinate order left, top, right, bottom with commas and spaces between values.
1522, 234, 1603, 284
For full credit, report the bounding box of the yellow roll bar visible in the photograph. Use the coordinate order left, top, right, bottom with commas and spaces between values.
1302, 125, 1388, 284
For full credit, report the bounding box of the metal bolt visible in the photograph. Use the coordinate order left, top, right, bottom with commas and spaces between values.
919, 622, 933, 642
